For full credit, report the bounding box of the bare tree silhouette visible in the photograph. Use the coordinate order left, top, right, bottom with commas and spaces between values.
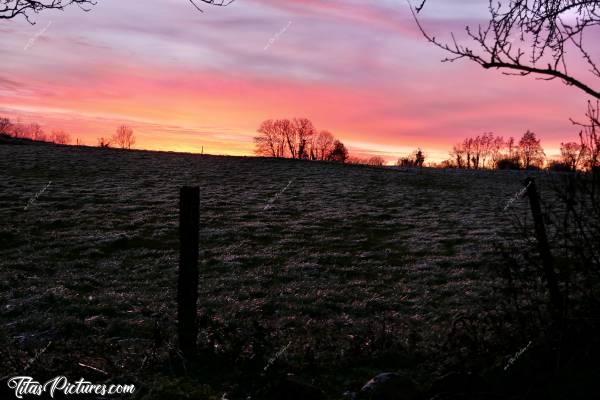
560, 142, 587, 171
283, 119, 298, 159
367, 156, 385, 167
27, 123, 46, 141
450, 133, 532, 170
51, 130, 70, 144
451, 137, 483, 169
314, 130, 335, 161
397, 149, 425, 167
112, 125, 135, 149
10, 122, 26, 138
412, 0, 600, 99
450, 143, 466, 168
255, 118, 320, 160
490, 135, 506, 168
0, 117, 11, 134
328, 140, 348, 163
254, 118, 353, 163
97, 137, 111, 148
506, 136, 517, 160
519, 130, 546, 169
256, 120, 276, 157
254, 119, 292, 158
254, 120, 277, 157
414, 148, 425, 167
292, 117, 316, 160
572, 100, 600, 170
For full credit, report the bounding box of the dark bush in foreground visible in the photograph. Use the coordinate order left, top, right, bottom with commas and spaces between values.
496, 158, 521, 170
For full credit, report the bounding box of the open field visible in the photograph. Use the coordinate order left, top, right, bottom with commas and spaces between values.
0, 142, 545, 398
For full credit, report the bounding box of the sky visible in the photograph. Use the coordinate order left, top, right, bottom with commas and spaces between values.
0, 0, 593, 162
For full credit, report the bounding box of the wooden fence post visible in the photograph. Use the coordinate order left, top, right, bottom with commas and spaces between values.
178, 186, 200, 359
523, 177, 563, 319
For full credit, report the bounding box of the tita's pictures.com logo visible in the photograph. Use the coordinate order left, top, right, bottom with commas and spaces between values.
7, 376, 135, 398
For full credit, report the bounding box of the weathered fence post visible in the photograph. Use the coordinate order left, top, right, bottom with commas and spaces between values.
523, 177, 563, 319
178, 186, 200, 359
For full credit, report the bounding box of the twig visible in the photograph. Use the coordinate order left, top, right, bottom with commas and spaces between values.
78, 362, 109, 376
24, 341, 52, 372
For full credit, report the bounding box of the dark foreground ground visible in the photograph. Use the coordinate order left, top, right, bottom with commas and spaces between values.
0, 142, 557, 399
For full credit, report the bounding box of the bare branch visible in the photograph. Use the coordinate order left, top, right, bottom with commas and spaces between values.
189, 0, 235, 12
411, 0, 600, 99
0, 0, 235, 22
0, 1, 97, 24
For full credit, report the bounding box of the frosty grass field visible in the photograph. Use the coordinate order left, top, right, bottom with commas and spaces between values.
0, 142, 543, 395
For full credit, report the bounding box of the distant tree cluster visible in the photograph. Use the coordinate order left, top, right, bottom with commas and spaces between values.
0, 115, 138, 150
442, 123, 599, 172
446, 131, 544, 170
449, 132, 512, 169
0, 116, 73, 145
553, 142, 587, 172
111, 125, 136, 149
97, 137, 111, 148
347, 156, 386, 167
95, 125, 136, 149
254, 118, 348, 163
396, 149, 425, 168
50, 130, 71, 145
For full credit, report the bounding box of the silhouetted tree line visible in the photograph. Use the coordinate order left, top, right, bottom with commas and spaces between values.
98, 125, 136, 149
254, 118, 348, 163
447, 132, 520, 170
0, 115, 136, 149
254, 119, 432, 168
347, 156, 386, 167
440, 129, 596, 172
348, 149, 426, 168
0, 115, 72, 144
396, 148, 425, 168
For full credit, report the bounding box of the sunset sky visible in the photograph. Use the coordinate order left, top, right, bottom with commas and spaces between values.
0, 0, 592, 162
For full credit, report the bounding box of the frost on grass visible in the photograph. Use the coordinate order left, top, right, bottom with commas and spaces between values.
0, 144, 539, 390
